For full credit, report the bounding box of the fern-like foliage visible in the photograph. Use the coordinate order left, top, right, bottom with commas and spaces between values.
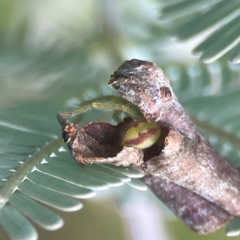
161, 0, 240, 63
0, 81, 146, 240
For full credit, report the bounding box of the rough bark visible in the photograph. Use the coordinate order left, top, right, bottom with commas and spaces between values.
57, 59, 240, 234
109, 59, 240, 216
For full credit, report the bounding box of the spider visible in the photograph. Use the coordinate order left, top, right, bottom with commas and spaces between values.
59, 95, 161, 149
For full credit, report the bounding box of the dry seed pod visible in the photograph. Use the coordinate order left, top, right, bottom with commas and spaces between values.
109, 59, 240, 216
58, 59, 240, 234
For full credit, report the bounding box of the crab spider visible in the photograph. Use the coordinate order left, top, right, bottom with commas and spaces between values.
59, 95, 161, 149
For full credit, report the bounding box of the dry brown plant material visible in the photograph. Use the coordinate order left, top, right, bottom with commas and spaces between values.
57, 59, 240, 234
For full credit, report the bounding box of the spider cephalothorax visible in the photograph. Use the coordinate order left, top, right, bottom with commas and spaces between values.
58, 94, 164, 151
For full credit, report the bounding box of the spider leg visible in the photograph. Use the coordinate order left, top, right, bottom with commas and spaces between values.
59, 95, 143, 120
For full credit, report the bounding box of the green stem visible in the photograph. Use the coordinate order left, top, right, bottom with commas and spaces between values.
0, 137, 64, 209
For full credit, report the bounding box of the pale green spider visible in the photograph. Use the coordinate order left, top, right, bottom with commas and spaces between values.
59, 95, 161, 149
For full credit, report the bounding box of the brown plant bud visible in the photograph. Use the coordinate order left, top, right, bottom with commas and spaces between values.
57, 59, 240, 234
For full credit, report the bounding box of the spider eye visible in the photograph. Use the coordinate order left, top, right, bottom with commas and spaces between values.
121, 120, 160, 149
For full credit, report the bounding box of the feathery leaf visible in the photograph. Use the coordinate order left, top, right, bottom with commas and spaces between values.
161, 1, 240, 63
